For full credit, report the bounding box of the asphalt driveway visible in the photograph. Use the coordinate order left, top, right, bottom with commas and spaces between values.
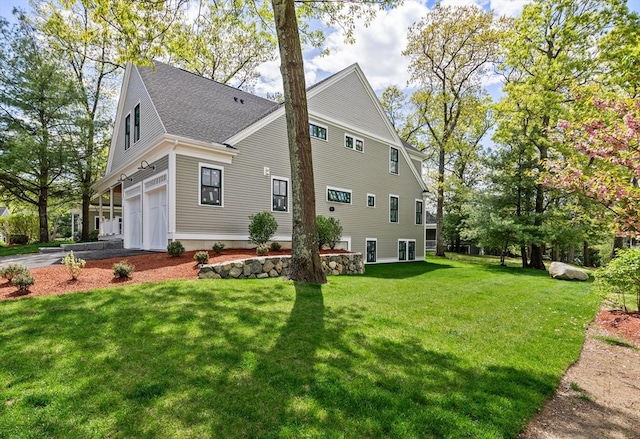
0, 249, 151, 269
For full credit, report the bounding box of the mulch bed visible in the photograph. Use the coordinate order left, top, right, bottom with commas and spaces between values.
595, 310, 640, 346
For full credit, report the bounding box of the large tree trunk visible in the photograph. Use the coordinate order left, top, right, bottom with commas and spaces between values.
611, 236, 624, 259
435, 145, 446, 257
520, 244, 528, 268
38, 185, 49, 243
271, 0, 325, 284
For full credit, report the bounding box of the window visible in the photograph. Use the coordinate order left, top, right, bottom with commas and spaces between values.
345, 134, 364, 152
398, 239, 416, 261
200, 165, 222, 206
390, 147, 399, 174
310, 123, 327, 140
134, 104, 140, 142
415, 200, 423, 225
366, 239, 377, 263
124, 114, 130, 150
367, 193, 376, 208
272, 177, 288, 212
327, 186, 352, 204
389, 195, 399, 223
94, 216, 101, 231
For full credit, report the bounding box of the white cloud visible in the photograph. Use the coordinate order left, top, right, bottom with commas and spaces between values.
490, 0, 530, 17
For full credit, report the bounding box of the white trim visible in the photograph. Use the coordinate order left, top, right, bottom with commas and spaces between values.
365, 237, 377, 264
106, 65, 133, 173
143, 170, 168, 192
366, 193, 376, 208
173, 233, 293, 241
398, 238, 417, 261
309, 121, 328, 142
168, 145, 177, 239
124, 183, 142, 199
389, 146, 399, 175
271, 175, 290, 213
198, 162, 224, 208
415, 199, 424, 226
344, 133, 364, 153
389, 194, 399, 223
326, 185, 353, 205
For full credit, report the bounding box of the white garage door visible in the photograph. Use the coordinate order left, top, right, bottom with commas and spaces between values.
145, 186, 167, 250
125, 195, 142, 248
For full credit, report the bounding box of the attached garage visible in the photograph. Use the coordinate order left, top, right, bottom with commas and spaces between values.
143, 172, 168, 251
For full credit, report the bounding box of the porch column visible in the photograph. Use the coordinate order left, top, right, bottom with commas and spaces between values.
109, 187, 114, 221
71, 211, 75, 239
98, 193, 103, 235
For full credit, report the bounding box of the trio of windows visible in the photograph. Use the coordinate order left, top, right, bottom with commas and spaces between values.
124, 103, 141, 150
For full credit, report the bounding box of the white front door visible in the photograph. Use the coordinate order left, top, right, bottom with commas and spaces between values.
144, 186, 167, 250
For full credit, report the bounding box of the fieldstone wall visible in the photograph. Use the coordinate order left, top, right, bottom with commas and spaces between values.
199, 253, 364, 279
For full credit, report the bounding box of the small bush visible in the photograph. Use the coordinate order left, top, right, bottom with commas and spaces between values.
113, 261, 134, 279
248, 212, 278, 246
167, 241, 185, 257
212, 242, 225, 254
256, 244, 269, 256
0, 263, 29, 282
12, 272, 34, 292
595, 248, 640, 311
270, 242, 282, 251
317, 215, 343, 249
194, 251, 209, 264
61, 251, 86, 281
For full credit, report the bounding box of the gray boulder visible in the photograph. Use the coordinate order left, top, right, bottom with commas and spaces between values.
549, 262, 589, 281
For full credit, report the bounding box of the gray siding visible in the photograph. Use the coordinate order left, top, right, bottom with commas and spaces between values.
176, 114, 424, 261
308, 70, 397, 144
110, 68, 166, 172
122, 155, 169, 189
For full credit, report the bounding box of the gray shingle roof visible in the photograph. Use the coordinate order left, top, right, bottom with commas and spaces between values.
401, 139, 424, 155
0, 207, 9, 216
137, 61, 280, 144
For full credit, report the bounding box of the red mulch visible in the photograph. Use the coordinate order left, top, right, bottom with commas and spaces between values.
595, 310, 640, 346
0, 249, 346, 302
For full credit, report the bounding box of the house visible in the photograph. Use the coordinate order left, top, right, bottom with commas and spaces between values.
0, 206, 9, 243
93, 61, 427, 263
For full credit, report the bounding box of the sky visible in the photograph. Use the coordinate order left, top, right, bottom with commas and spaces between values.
1, 0, 640, 101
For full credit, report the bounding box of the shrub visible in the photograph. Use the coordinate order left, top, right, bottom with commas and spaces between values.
61, 251, 86, 281
11, 272, 34, 292
212, 242, 225, 254
194, 251, 209, 264
270, 242, 282, 251
317, 215, 343, 249
248, 211, 278, 246
167, 241, 185, 257
256, 243, 269, 256
0, 263, 29, 282
113, 261, 135, 279
595, 248, 640, 311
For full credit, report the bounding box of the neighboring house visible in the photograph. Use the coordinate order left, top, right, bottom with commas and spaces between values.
0, 206, 9, 243
93, 61, 428, 263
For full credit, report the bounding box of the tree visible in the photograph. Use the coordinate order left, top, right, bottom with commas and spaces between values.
0, 17, 81, 242
496, 0, 632, 269
403, 4, 503, 257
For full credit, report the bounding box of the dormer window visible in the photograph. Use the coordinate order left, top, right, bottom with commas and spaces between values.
134, 104, 140, 142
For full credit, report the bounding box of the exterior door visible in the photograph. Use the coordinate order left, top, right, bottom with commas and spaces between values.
145, 186, 167, 250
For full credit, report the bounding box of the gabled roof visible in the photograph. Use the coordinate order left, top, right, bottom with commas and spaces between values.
0, 207, 9, 216
137, 61, 280, 144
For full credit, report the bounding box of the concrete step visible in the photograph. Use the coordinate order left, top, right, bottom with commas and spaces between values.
38, 246, 66, 254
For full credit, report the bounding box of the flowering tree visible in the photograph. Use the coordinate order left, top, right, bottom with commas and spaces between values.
545, 98, 640, 233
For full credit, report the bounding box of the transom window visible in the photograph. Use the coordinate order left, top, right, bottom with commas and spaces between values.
327, 186, 352, 204
415, 200, 423, 225
124, 114, 130, 150
366, 239, 377, 263
389, 195, 399, 223
272, 178, 288, 212
134, 103, 140, 142
345, 134, 364, 152
310, 123, 327, 140
367, 194, 376, 208
390, 147, 399, 174
201, 166, 222, 206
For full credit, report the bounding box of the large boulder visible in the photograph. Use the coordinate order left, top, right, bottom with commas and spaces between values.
549, 261, 589, 281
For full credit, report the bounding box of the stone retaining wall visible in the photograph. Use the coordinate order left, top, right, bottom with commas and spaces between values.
199, 253, 364, 279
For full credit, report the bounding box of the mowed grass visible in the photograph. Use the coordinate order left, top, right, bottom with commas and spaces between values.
0, 241, 72, 258
0, 257, 598, 438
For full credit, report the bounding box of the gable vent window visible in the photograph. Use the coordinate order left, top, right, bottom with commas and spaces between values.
327, 186, 352, 204
134, 104, 140, 142
310, 123, 327, 141
124, 114, 131, 150
390, 147, 399, 174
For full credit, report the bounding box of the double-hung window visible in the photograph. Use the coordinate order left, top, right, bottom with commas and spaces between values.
310, 123, 327, 140
134, 104, 140, 142
272, 178, 288, 212
415, 200, 423, 225
201, 166, 222, 206
124, 114, 131, 150
367, 194, 376, 208
389, 195, 399, 223
390, 147, 399, 174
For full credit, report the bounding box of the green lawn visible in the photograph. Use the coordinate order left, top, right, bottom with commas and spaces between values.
0, 241, 72, 258
0, 257, 599, 438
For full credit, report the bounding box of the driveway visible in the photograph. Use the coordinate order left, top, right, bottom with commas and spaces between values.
0, 249, 151, 269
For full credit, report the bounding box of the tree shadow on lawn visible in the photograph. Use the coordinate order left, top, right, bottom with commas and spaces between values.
364, 261, 455, 279
1, 281, 556, 438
